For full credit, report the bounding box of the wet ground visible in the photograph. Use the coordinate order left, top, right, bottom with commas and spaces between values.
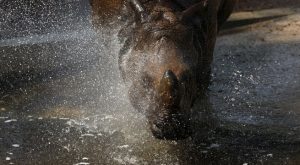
1, 1, 300, 165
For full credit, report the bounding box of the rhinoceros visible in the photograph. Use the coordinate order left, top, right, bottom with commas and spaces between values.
90, 0, 236, 139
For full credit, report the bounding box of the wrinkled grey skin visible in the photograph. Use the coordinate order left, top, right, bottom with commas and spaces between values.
91, 0, 236, 139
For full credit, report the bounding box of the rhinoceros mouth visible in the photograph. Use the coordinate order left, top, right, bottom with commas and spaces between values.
149, 112, 192, 140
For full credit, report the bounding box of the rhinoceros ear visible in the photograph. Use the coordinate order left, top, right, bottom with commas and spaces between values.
180, 0, 208, 22
129, 0, 148, 22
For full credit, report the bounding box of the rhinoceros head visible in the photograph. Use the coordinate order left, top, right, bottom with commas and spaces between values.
119, 0, 214, 139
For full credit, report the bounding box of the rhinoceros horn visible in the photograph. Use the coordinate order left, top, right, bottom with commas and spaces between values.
157, 70, 181, 111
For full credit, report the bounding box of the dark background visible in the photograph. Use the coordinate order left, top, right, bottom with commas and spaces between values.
0, 0, 90, 39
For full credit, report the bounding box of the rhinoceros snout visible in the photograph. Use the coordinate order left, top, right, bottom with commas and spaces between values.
150, 111, 191, 140
147, 70, 193, 139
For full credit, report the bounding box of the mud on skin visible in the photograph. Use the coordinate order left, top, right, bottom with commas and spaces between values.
91, 0, 237, 139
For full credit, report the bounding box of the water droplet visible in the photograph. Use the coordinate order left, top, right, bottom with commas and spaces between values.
12, 144, 20, 148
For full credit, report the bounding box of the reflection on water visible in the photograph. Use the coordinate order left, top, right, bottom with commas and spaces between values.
1, 5, 300, 165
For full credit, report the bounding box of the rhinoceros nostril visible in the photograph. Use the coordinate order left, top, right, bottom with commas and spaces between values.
151, 123, 161, 132
153, 120, 165, 129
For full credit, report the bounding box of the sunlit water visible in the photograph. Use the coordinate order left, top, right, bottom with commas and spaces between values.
0, 3, 300, 164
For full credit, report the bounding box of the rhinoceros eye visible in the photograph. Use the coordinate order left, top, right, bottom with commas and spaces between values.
141, 73, 153, 88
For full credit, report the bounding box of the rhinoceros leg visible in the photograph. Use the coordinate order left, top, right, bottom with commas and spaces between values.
218, 0, 237, 29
